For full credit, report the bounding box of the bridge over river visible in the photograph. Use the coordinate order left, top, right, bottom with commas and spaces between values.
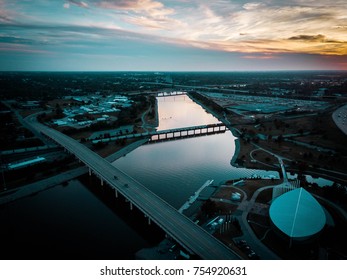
91, 123, 227, 144
25, 115, 241, 260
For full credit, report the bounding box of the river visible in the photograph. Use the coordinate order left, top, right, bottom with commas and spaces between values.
113, 95, 278, 209
3, 93, 324, 260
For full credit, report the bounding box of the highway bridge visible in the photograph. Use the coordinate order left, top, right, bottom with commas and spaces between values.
25, 115, 241, 260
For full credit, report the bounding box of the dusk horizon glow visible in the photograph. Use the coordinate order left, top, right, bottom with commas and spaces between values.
1, 0, 346, 71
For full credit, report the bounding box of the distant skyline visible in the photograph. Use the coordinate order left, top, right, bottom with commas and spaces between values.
0, 0, 346, 71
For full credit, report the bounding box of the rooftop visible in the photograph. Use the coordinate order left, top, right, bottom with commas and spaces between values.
269, 188, 326, 239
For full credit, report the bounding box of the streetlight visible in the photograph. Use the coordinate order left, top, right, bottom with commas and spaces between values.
0, 154, 7, 191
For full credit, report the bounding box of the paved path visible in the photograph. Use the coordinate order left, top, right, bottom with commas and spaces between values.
235, 185, 281, 260
2, 102, 52, 146
179, 179, 213, 213
0, 167, 88, 205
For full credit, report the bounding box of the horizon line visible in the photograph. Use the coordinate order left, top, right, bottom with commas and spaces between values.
1, 69, 347, 73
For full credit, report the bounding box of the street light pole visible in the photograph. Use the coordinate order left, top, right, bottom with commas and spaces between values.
0, 154, 7, 191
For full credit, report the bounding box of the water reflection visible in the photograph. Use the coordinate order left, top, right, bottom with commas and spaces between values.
0, 179, 152, 259
157, 95, 219, 130
114, 95, 278, 208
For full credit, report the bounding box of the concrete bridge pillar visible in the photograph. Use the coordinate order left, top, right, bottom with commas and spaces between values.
115, 189, 118, 198
148, 217, 151, 225
88, 167, 92, 176
130, 202, 133, 210
100, 178, 103, 186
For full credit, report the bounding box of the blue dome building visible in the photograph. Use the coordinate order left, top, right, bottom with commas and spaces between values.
269, 188, 326, 241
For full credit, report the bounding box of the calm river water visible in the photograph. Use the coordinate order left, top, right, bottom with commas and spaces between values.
113, 95, 278, 208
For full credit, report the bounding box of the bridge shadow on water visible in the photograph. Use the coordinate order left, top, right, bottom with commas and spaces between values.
78, 173, 166, 259
0, 174, 166, 261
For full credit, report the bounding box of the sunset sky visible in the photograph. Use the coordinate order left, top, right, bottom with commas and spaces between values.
0, 0, 346, 71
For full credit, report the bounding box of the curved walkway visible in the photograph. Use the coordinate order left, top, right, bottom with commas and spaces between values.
236, 185, 281, 260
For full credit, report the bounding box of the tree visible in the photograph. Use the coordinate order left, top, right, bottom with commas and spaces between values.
201, 199, 217, 217
55, 103, 64, 118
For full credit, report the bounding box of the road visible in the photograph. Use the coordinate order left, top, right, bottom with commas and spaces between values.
2, 101, 52, 146
251, 144, 290, 182
0, 139, 148, 205
25, 115, 242, 260
0, 166, 88, 205
237, 185, 281, 260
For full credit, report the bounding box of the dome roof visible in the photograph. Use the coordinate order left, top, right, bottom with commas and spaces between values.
269, 188, 326, 239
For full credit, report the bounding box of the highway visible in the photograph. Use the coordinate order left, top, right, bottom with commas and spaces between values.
25, 115, 242, 260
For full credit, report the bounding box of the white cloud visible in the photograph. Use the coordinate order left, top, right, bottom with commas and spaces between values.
242, 2, 265, 10
67, 0, 89, 9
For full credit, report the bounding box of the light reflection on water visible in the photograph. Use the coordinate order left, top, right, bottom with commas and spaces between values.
287, 173, 334, 186
114, 132, 279, 209
157, 95, 219, 130
113, 95, 278, 208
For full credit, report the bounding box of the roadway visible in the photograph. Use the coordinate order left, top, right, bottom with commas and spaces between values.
25, 115, 242, 260
0, 166, 88, 205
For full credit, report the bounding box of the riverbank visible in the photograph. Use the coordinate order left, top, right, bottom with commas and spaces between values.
230, 128, 241, 166
188, 92, 347, 184
186, 92, 270, 172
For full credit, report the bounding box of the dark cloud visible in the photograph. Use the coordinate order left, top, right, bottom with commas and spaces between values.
288, 34, 345, 44
0, 14, 10, 22
0, 21, 176, 48
288, 34, 326, 42
0, 36, 36, 45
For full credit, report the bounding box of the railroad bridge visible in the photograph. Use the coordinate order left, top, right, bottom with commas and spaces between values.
91, 123, 227, 144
